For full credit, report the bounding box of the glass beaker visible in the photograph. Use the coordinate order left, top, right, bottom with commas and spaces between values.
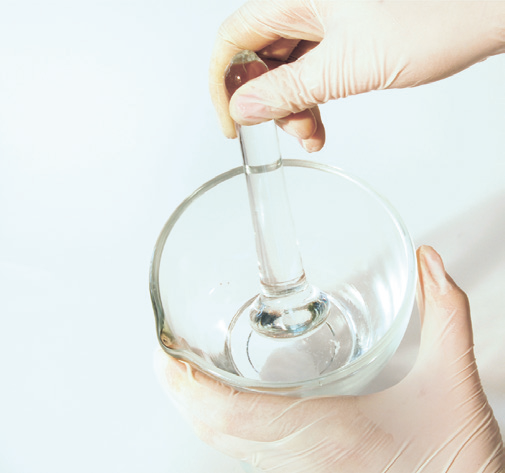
150, 160, 416, 397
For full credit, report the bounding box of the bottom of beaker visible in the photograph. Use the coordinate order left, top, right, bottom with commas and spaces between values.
226, 292, 359, 384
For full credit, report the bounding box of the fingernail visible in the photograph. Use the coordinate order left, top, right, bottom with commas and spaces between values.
299, 138, 317, 153
420, 246, 450, 294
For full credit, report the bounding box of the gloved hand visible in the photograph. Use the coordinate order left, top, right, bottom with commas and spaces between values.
209, 0, 505, 151
155, 246, 504, 473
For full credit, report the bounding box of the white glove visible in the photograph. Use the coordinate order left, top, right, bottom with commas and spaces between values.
155, 246, 504, 473
209, 0, 505, 151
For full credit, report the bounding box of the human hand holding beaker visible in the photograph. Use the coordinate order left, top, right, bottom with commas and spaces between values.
155, 246, 505, 473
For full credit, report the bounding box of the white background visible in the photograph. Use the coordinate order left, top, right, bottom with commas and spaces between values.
0, 1, 504, 472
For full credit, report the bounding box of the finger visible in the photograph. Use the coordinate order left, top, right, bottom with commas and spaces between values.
275, 106, 325, 152
258, 38, 300, 62
260, 40, 319, 68
290, 40, 319, 59
209, 0, 324, 138
153, 349, 194, 408
415, 246, 474, 365
209, 17, 277, 139
228, 43, 330, 125
154, 349, 346, 443
275, 109, 317, 141
302, 105, 325, 152
189, 416, 269, 464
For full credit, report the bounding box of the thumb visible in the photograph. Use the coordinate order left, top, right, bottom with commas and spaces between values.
229, 43, 332, 125
415, 245, 474, 368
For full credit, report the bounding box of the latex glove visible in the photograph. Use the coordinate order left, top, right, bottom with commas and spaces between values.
209, 0, 505, 151
155, 245, 504, 473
